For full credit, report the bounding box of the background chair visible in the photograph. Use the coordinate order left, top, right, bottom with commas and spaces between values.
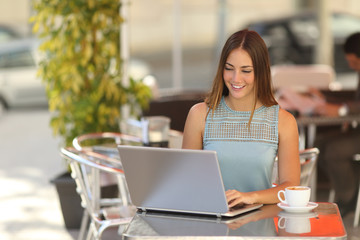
61, 147, 136, 240
272, 148, 320, 198
298, 148, 320, 187
271, 64, 337, 92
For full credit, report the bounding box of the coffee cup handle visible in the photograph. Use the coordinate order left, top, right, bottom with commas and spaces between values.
278, 217, 286, 229
278, 190, 287, 204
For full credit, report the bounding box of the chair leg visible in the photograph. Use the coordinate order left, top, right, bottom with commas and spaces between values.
86, 227, 93, 240
78, 210, 89, 240
353, 180, 360, 227
86, 222, 96, 240
328, 189, 336, 203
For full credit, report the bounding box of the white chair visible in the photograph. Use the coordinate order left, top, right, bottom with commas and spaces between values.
272, 148, 319, 189
61, 147, 136, 240
70, 132, 141, 240
271, 64, 336, 92
298, 148, 320, 187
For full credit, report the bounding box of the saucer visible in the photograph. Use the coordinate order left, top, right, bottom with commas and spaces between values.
278, 211, 318, 219
277, 202, 318, 213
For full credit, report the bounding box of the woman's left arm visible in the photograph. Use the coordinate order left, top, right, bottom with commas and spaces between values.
276, 108, 301, 189
226, 108, 300, 206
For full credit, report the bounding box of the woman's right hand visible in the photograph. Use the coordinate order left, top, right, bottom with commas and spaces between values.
226, 189, 256, 208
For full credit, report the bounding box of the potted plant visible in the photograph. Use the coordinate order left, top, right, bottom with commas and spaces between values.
30, 0, 151, 229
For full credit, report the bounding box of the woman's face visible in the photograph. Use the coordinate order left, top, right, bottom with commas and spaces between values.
223, 48, 255, 104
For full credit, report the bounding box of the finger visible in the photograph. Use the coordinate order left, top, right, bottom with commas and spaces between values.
225, 190, 234, 199
225, 190, 239, 202
228, 198, 243, 208
226, 194, 235, 204
228, 196, 242, 208
225, 189, 235, 194
225, 189, 238, 197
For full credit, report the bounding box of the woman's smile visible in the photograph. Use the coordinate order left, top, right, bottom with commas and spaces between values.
231, 84, 245, 90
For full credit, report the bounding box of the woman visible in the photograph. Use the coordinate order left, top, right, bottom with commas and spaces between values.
182, 29, 300, 207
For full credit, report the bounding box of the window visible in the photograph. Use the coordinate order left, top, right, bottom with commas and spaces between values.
0, 50, 35, 69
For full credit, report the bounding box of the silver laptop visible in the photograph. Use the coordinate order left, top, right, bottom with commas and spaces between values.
117, 145, 262, 217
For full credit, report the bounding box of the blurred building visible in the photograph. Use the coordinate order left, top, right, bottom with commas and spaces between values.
2, 0, 360, 53
0, 0, 32, 37
1, 0, 360, 90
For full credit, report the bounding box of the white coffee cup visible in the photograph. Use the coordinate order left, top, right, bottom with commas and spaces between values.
278, 186, 311, 207
278, 215, 311, 234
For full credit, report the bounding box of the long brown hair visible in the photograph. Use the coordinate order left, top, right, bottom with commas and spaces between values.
205, 29, 277, 125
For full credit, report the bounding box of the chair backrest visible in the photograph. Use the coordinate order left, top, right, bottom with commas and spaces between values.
60, 148, 131, 218
73, 132, 140, 177
73, 132, 142, 152
299, 148, 320, 186
271, 148, 319, 187
142, 91, 206, 132
271, 64, 335, 92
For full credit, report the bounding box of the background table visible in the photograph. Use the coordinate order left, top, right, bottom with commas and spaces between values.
296, 114, 360, 199
296, 114, 360, 149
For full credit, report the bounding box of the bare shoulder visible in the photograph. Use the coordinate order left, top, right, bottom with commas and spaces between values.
278, 108, 296, 124
278, 107, 298, 132
184, 101, 208, 131
182, 102, 207, 149
188, 102, 208, 118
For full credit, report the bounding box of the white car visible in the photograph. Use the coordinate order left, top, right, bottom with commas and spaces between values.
0, 37, 156, 116
0, 38, 46, 115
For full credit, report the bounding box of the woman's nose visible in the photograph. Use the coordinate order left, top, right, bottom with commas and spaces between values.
233, 70, 242, 82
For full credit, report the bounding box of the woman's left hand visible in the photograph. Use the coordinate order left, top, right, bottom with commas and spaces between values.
225, 189, 255, 208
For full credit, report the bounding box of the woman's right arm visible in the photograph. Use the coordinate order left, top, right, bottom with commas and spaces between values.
182, 102, 207, 150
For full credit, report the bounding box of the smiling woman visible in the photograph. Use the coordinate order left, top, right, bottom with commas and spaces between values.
182, 29, 300, 207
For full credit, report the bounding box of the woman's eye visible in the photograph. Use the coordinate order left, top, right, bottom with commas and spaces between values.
242, 70, 252, 73
225, 67, 233, 71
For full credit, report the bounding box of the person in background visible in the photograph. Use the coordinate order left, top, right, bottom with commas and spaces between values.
182, 29, 300, 207
312, 32, 360, 217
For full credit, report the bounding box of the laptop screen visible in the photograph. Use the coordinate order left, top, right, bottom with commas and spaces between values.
117, 145, 229, 215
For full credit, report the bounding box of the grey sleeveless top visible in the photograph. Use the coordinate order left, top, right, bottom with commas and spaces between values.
203, 97, 279, 192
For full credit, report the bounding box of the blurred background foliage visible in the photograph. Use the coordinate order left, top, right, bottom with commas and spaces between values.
30, 0, 152, 146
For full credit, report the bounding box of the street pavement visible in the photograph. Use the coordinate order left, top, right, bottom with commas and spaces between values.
0, 108, 74, 240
